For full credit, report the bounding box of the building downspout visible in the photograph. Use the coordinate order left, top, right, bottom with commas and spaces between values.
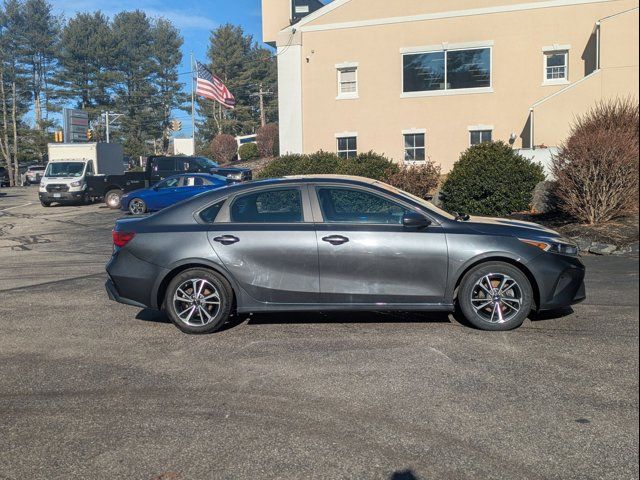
529, 108, 535, 150
595, 21, 601, 70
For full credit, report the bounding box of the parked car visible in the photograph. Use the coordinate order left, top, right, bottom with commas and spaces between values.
106, 175, 586, 334
87, 155, 252, 209
22, 165, 46, 185
120, 173, 229, 214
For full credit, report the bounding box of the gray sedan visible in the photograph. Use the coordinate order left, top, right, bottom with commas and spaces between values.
106, 175, 585, 333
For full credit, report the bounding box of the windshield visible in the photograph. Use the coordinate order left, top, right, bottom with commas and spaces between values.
194, 157, 219, 169
375, 181, 456, 220
45, 162, 86, 178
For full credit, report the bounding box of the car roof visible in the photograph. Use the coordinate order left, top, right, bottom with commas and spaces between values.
234, 175, 380, 189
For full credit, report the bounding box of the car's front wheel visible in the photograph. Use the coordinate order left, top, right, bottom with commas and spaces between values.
458, 262, 533, 331
128, 198, 147, 215
165, 268, 233, 334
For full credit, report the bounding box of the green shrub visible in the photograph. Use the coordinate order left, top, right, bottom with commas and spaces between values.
440, 141, 545, 216
257, 150, 397, 180
238, 142, 259, 161
339, 151, 399, 179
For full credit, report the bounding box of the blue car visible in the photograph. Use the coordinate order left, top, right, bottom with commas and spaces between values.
121, 173, 229, 214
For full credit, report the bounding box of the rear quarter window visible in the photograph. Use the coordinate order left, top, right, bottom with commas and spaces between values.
199, 200, 226, 223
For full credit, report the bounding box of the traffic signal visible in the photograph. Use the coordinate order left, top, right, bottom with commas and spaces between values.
87, 129, 93, 140
54, 131, 63, 142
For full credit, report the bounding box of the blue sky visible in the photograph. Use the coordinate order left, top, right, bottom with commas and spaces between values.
51, 0, 267, 135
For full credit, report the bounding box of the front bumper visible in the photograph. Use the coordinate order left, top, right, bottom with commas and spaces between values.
39, 191, 85, 202
529, 253, 586, 311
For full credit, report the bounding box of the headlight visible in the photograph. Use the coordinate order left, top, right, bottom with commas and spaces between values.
70, 180, 82, 187
227, 173, 242, 181
519, 238, 579, 256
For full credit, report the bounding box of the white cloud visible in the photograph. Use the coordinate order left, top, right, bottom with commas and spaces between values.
51, 1, 218, 31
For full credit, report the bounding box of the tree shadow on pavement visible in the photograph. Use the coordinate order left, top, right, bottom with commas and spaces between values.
389, 469, 421, 480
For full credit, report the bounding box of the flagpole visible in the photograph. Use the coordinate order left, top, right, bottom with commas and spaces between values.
190, 53, 196, 152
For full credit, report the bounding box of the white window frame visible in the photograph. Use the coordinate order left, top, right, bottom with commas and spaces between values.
468, 125, 494, 146
400, 40, 494, 98
335, 132, 358, 158
336, 62, 359, 100
542, 45, 570, 85
402, 128, 426, 164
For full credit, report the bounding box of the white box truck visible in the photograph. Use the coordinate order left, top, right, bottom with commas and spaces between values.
39, 143, 124, 206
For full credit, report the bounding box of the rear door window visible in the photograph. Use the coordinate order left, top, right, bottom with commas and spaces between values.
230, 188, 303, 223
153, 157, 175, 173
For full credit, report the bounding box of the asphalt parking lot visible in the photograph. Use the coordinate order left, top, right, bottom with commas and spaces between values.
1, 187, 638, 480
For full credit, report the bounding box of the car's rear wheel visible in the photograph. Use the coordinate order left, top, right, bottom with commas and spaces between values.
128, 198, 147, 215
458, 262, 533, 331
105, 189, 122, 209
165, 268, 233, 334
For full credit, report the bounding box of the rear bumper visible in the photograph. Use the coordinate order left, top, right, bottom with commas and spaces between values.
529, 253, 586, 311
106, 249, 168, 309
105, 278, 148, 308
39, 191, 84, 202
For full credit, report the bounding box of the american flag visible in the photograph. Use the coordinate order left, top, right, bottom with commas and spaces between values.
195, 61, 236, 109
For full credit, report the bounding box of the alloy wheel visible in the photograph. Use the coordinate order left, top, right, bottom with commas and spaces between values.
129, 199, 146, 215
173, 279, 221, 327
470, 273, 523, 324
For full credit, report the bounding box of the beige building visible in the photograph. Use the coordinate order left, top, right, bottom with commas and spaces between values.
262, 0, 639, 172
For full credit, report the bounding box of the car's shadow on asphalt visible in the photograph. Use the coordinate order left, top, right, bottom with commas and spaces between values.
529, 306, 575, 322
133, 307, 576, 332
134, 308, 453, 331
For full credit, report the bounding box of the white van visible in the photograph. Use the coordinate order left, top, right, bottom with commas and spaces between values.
39, 143, 123, 207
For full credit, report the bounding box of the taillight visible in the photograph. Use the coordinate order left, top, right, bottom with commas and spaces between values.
112, 230, 135, 248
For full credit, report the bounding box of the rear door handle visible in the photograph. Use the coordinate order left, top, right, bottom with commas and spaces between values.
322, 235, 349, 246
213, 235, 240, 245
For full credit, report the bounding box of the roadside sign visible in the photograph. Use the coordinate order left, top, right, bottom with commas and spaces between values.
63, 108, 89, 143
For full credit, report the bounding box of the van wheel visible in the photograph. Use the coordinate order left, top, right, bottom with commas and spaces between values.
105, 189, 122, 209
40, 200, 51, 207
165, 268, 233, 334
458, 262, 533, 331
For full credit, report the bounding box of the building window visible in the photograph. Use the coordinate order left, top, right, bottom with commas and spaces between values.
403, 47, 491, 94
544, 51, 568, 83
404, 133, 425, 162
470, 130, 492, 146
337, 136, 357, 158
337, 67, 358, 99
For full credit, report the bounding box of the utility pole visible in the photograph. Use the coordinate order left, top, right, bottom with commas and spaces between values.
251, 84, 272, 127
102, 111, 124, 143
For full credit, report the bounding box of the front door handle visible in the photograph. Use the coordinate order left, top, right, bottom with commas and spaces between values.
322, 235, 349, 246
213, 235, 240, 245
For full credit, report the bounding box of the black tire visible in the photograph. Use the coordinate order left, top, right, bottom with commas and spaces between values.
458, 261, 533, 331
165, 268, 233, 334
105, 189, 123, 209
128, 198, 147, 215
40, 200, 51, 207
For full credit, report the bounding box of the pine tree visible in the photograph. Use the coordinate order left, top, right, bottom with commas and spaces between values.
0, 0, 31, 185
152, 18, 187, 154
56, 11, 117, 130
196, 24, 278, 151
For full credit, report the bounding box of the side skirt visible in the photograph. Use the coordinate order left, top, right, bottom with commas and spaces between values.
237, 303, 455, 314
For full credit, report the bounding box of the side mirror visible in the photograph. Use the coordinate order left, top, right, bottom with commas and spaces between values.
403, 211, 432, 229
